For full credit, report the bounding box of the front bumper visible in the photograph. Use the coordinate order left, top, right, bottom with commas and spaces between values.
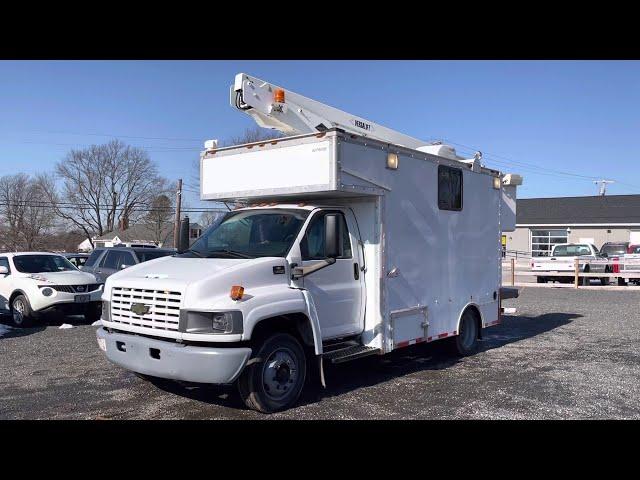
96, 327, 252, 384
31, 288, 103, 312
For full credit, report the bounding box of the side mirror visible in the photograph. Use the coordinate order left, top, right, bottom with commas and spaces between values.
324, 214, 341, 259
0, 266, 8, 275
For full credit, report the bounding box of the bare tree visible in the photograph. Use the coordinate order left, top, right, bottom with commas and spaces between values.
40, 140, 169, 247
223, 126, 283, 147
198, 210, 226, 229
142, 194, 174, 244
0, 173, 56, 251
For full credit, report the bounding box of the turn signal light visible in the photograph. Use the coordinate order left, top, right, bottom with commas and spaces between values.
230, 285, 245, 301
274, 88, 285, 103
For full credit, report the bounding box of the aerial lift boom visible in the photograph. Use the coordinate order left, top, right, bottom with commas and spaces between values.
228, 72, 478, 165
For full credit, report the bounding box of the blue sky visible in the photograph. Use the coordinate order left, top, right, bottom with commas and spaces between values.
1, 60, 639, 208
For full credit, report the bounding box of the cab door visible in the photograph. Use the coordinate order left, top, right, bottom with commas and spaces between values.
297, 210, 364, 339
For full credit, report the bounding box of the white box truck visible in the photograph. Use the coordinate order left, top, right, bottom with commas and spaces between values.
96, 73, 522, 413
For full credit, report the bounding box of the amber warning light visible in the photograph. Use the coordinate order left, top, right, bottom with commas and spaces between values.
230, 285, 245, 301
274, 88, 285, 103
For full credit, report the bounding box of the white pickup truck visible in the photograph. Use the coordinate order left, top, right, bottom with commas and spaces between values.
622, 244, 640, 284
531, 243, 609, 284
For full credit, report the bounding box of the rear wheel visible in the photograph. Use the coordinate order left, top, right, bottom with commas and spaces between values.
11, 294, 34, 328
601, 267, 610, 285
237, 333, 307, 413
450, 309, 479, 356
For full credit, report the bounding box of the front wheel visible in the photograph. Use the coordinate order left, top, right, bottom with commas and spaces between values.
11, 294, 35, 328
237, 333, 307, 413
450, 309, 479, 356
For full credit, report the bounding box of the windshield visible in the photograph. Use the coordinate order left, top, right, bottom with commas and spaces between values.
601, 244, 627, 256
13, 255, 77, 273
182, 209, 309, 259
552, 245, 592, 257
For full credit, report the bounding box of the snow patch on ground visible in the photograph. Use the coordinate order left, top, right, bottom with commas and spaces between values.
59, 323, 74, 329
503, 307, 517, 314
0, 324, 12, 337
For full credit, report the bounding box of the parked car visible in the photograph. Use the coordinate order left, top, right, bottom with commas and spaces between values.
62, 252, 90, 268
531, 243, 609, 284
599, 242, 630, 285
0, 252, 102, 327
82, 247, 175, 283
622, 244, 640, 285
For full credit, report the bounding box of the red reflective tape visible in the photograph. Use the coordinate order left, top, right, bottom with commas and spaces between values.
396, 341, 409, 348
427, 336, 433, 341
415, 337, 426, 344
438, 332, 449, 338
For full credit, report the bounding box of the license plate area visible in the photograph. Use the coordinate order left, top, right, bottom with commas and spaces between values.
75, 294, 90, 303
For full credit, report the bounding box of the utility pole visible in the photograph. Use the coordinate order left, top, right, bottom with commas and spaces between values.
594, 179, 614, 196
173, 179, 182, 249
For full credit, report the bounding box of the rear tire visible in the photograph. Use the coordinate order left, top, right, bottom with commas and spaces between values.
10, 294, 34, 328
450, 309, 479, 356
237, 333, 307, 413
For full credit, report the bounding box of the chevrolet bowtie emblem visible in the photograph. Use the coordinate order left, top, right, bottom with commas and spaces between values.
131, 303, 151, 315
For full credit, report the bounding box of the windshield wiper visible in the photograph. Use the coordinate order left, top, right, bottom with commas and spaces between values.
206, 249, 253, 259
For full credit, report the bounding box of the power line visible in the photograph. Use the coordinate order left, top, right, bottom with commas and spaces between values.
1, 130, 204, 143
443, 138, 640, 192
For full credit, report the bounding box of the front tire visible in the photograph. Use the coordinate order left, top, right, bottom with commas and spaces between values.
237, 333, 307, 413
11, 294, 34, 328
451, 309, 479, 356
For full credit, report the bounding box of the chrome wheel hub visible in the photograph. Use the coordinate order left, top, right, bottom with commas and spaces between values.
13, 300, 25, 325
262, 348, 298, 400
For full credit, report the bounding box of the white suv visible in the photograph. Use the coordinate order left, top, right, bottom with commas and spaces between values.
0, 252, 103, 327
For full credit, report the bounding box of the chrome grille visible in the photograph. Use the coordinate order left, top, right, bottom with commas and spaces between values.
110, 287, 182, 331
50, 284, 101, 293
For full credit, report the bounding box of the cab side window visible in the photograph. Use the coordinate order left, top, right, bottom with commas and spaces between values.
301, 212, 352, 260
102, 251, 122, 269
120, 252, 136, 267
0, 257, 10, 274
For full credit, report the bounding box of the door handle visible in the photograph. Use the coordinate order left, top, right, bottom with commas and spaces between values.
354, 263, 359, 280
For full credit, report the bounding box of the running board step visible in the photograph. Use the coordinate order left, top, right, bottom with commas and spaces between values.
323, 345, 381, 364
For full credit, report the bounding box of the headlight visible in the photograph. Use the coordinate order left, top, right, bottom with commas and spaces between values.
41, 287, 54, 297
102, 300, 111, 321
183, 310, 243, 334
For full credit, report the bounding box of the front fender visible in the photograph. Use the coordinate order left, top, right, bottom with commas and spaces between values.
243, 286, 323, 355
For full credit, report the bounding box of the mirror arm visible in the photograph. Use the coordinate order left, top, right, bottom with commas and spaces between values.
292, 258, 336, 279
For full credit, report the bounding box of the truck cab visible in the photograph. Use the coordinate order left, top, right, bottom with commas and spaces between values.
98, 203, 365, 412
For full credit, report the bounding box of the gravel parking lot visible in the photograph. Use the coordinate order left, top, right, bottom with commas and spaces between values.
1, 287, 639, 419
